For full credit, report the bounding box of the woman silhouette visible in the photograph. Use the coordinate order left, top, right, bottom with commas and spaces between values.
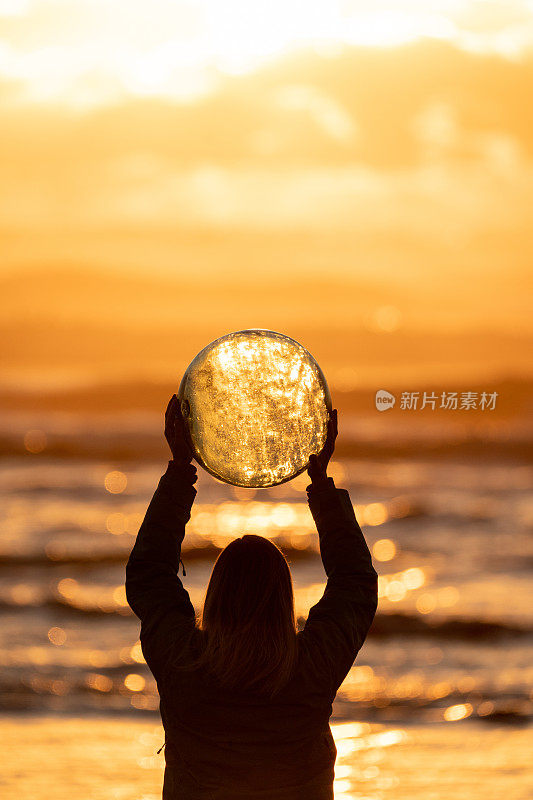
126, 396, 378, 800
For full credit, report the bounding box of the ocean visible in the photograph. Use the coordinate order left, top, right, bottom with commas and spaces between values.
0, 406, 531, 798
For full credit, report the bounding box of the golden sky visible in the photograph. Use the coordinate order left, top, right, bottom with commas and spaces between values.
1, 1, 532, 388
2, 0, 533, 104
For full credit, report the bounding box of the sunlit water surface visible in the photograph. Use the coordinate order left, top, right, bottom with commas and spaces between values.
0, 413, 532, 796
0, 716, 531, 800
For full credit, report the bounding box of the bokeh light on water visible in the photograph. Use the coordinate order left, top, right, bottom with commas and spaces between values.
1, 430, 533, 797
2, 715, 531, 800
104, 471, 128, 494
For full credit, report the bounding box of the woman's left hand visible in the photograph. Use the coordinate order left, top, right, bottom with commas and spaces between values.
165, 395, 193, 464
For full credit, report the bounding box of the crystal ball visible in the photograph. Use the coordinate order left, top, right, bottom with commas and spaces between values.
178, 329, 331, 488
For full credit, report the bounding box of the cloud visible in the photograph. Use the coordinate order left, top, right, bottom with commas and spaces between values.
1, 41, 532, 165
2, 2, 533, 95
455, 0, 533, 34
0, 43, 531, 236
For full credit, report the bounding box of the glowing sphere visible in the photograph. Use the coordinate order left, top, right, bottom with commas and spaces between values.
178, 329, 331, 488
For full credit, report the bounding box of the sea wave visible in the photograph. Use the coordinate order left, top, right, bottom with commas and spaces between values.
366, 613, 531, 641
0, 584, 529, 642
0, 671, 530, 725
2, 434, 532, 463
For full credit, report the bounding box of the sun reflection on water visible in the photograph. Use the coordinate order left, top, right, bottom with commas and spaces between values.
443, 703, 473, 722
104, 471, 128, 494
331, 721, 407, 798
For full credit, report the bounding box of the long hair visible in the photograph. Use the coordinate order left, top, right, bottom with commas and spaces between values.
198, 535, 297, 697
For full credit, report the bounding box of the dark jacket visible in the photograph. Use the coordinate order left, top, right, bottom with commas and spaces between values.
126, 460, 378, 800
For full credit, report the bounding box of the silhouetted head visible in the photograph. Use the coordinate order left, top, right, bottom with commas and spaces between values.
200, 535, 297, 697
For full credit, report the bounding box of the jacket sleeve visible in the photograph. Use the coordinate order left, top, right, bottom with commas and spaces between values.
125, 460, 198, 680
300, 477, 378, 697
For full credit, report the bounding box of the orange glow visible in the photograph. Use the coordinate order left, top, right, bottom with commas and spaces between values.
403, 568, 425, 590
428, 682, 452, 700
437, 586, 460, 607
57, 578, 79, 598
363, 504, 388, 526
416, 593, 436, 614
327, 461, 345, 483
444, 703, 473, 722
10, 584, 39, 605
126, 513, 144, 534
87, 673, 113, 693
350, 666, 374, 683
106, 513, 127, 535
477, 701, 495, 717
130, 643, 145, 664
112, 586, 128, 607
88, 651, 111, 668
104, 471, 128, 494
23, 429, 47, 453
385, 581, 407, 602
47, 627, 67, 646
124, 674, 146, 692
189, 502, 312, 542
373, 538, 397, 561
378, 567, 427, 601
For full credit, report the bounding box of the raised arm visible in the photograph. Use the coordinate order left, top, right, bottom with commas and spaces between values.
300, 410, 378, 696
125, 395, 198, 679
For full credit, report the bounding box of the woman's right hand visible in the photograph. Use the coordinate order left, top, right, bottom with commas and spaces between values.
307, 408, 338, 485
